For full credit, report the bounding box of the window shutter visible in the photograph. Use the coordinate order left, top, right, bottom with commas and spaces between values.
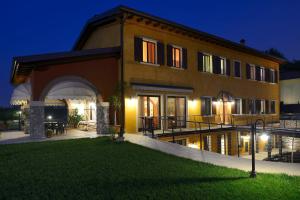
255, 100, 261, 114
265, 100, 269, 114
234, 62, 240, 77
157, 42, 164, 65
275, 70, 278, 83
255, 66, 260, 81
134, 37, 143, 62
167, 44, 172, 66
246, 64, 251, 79
226, 59, 231, 76
265, 68, 270, 82
198, 52, 204, 71
213, 55, 221, 74
182, 48, 187, 69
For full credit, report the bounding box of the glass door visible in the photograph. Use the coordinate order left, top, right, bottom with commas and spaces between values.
138, 95, 161, 131
167, 96, 186, 128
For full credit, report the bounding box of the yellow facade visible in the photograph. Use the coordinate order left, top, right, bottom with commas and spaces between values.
123, 18, 280, 133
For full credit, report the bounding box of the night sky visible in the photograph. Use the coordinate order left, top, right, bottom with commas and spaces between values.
1, 0, 300, 106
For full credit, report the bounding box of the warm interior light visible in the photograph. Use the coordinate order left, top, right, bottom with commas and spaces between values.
188, 143, 199, 149
241, 135, 250, 140
126, 97, 137, 107
260, 133, 269, 142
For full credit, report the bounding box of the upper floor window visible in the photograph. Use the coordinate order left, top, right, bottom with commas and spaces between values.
250, 65, 256, 80
203, 53, 213, 73
260, 67, 265, 81
234, 61, 241, 78
220, 57, 226, 75
134, 36, 164, 65
172, 46, 182, 68
270, 69, 275, 83
142, 39, 157, 64
270, 100, 276, 114
167, 44, 187, 69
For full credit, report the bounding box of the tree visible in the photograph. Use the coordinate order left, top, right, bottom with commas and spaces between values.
265, 48, 286, 59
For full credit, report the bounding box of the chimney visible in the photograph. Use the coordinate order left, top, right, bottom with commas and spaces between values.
240, 39, 246, 45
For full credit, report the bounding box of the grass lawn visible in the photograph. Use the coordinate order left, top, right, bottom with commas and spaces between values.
0, 137, 299, 199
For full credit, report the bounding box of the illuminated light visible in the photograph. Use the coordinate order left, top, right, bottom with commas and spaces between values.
47, 115, 52, 120
260, 133, 269, 142
126, 97, 137, 107
241, 135, 250, 140
188, 143, 199, 149
188, 99, 197, 108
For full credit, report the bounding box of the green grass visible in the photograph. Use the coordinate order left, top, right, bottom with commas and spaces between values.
0, 137, 299, 200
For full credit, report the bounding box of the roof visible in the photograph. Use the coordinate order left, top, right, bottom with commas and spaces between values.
73, 5, 285, 64
11, 47, 120, 84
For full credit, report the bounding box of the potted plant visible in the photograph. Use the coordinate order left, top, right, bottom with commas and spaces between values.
68, 109, 84, 128
109, 83, 124, 134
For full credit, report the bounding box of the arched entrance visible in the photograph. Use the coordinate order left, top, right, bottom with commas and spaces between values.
29, 76, 109, 138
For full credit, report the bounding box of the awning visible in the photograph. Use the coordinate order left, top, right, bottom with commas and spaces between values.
10, 82, 31, 105
46, 81, 96, 101
131, 82, 193, 93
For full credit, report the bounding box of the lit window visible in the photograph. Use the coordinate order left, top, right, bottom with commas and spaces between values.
171, 46, 182, 68
260, 100, 265, 114
142, 39, 157, 64
220, 57, 226, 75
260, 67, 265, 81
250, 65, 256, 80
203, 54, 212, 73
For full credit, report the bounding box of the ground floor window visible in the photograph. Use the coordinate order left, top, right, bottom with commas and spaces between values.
201, 97, 212, 116
138, 95, 161, 131
233, 98, 242, 114
167, 96, 186, 127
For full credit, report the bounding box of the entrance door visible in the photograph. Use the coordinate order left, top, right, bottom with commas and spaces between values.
138, 95, 161, 131
219, 101, 232, 124
167, 96, 186, 128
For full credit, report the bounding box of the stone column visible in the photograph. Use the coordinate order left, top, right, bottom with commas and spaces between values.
96, 102, 110, 135
29, 101, 45, 138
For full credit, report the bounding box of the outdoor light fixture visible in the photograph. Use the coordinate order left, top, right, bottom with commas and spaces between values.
47, 115, 52, 120
260, 133, 269, 142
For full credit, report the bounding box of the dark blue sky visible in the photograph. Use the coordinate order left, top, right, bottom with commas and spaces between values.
1, 0, 300, 106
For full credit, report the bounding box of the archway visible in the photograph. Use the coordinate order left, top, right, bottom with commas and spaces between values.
29, 76, 109, 138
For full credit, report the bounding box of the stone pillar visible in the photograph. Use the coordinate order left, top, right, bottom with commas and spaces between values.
29, 101, 45, 138
96, 102, 110, 135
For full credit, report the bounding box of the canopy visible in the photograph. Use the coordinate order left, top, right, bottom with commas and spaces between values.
10, 82, 31, 105
45, 81, 96, 101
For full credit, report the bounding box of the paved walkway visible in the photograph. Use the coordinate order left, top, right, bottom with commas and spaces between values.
0, 130, 98, 145
125, 134, 300, 176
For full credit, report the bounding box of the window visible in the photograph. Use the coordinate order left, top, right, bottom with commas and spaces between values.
220, 57, 226, 75
248, 99, 255, 114
172, 46, 182, 68
260, 100, 266, 114
234, 61, 241, 78
271, 100, 276, 114
260, 67, 265, 81
234, 98, 242, 114
142, 39, 157, 64
270, 69, 275, 83
250, 65, 256, 80
138, 95, 161, 131
201, 97, 212, 116
167, 96, 186, 127
203, 53, 213, 73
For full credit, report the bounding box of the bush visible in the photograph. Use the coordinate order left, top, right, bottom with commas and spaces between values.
68, 109, 84, 128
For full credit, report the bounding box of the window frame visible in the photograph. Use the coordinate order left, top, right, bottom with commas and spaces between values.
234, 98, 243, 115
220, 57, 227, 75
270, 69, 275, 83
202, 53, 213, 73
170, 44, 183, 69
250, 64, 256, 80
260, 67, 265, 82
270, 100, 276, 114
141, 37, 158, 65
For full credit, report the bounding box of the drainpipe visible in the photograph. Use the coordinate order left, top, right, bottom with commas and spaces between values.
119, 13, 127, 139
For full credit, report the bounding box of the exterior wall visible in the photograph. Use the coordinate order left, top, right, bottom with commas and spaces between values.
280, 78, 300, 104
82, 23, 121, 49
30, 57, 119, 102
123, 19, 280, 133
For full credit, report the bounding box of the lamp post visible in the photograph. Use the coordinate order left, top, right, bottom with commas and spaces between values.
17, 111, 22, 131
250, 118, 265, 178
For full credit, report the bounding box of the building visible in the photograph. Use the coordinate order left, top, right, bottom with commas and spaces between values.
10, 6, 284, 139
280, 64, 300, 113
